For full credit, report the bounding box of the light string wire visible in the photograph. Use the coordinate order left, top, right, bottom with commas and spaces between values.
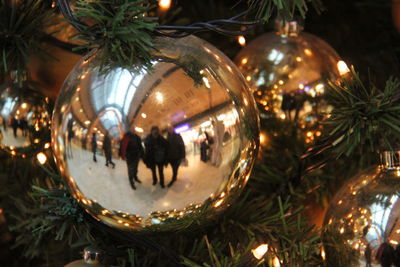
56, 0, 263, 38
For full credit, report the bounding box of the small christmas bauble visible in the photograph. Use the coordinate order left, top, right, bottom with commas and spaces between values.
65, 246, 105, 267
323, 151, 400, 266
235, 20, 348, 140
0, 83, 51, 155
52, 35, 259, 232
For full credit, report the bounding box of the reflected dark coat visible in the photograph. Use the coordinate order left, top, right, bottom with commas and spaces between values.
167, 132, 185, 161
120, 132, 143, 160
144, 134, 168, 165
103, 135, 112, 155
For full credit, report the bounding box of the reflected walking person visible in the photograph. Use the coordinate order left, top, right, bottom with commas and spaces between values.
145, 126, 168, 188
103, 133, 115, 168
166, 126, 185, 187
91, 133, 97, 162
11, 118, 18, 137
121, 130, 143, 190
365, 243, 372, 267
67, 118, 74, 158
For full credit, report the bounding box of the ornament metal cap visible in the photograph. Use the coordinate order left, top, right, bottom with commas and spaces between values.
380, 150, 400, 170
83, 246, 102, 264
274, 19, 303, 37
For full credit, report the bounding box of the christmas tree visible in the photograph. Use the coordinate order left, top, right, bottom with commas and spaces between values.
1, 0, 400, 266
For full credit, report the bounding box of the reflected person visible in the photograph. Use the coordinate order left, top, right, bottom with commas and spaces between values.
145, 126, 168, 188
103, 133, 115, 168
376, 242, 395, 267
67, 118, 74, 158
166, 126, 185, 187
11, 118, 18, 137
91, 133, 97, 162
211, 120, 224, 167
200, 132, 211, 162
2, 116, 6, 131
121, 130, 143, 190
20, 117, 28, 137
365, 243, 372, 267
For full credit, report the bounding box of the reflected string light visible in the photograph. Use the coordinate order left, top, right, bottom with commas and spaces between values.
155, 92, 164, 102
304, 48, 313, 56
134, 127, 144, 133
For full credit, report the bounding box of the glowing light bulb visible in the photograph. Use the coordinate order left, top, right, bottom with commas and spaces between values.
141, 113, 147, 118
260, 133, 267, 145
159, 0, 171, 10
252, 244, 268, 260
272, 256, 281, 267
321, 247, 326, 261
37, 152, 47, 165
21, 103, 27, 109
241, 58, 248, 65
238, 36, 246, 46
337, 60, 350, 76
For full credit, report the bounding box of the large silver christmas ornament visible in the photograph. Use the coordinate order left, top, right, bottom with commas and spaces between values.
0, 84, 51, 155
323, 151, 400, 266
235, 20, 349, 143
52, 35, 260, 231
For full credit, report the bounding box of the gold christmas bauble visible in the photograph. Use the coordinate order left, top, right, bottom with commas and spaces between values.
235, 20, 348, 142
0, 83, 51, 155
323, 151, 400, 266
52, 35, 259, 232
64, 247, 105, 267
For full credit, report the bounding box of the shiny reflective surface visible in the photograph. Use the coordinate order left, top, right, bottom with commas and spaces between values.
0, 83, 51, 155
52, 35, 259, 231
235, 21, 344, 143
324, 151, 400, 266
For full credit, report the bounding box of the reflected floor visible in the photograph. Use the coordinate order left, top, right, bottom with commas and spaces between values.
0, 128, 30, 147
68, 145, 232, 216
357, 259, 379, 267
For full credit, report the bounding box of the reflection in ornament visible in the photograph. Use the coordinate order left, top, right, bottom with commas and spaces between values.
324, 151, 400, 266
235, 20, 347, 142
52, 35, 260, 231
0, 84, 51, 155
64, 246, 105, 267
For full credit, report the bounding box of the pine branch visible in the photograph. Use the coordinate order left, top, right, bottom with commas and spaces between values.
0, 0, 53, 83
315, 69, 400, 158
73, 0, 158, 73
246, 0, 323, 20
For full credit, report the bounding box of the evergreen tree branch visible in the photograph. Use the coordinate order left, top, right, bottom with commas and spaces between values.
310, 69, 400, 159
0, 0, 53, 83
72, 0, 158, 73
